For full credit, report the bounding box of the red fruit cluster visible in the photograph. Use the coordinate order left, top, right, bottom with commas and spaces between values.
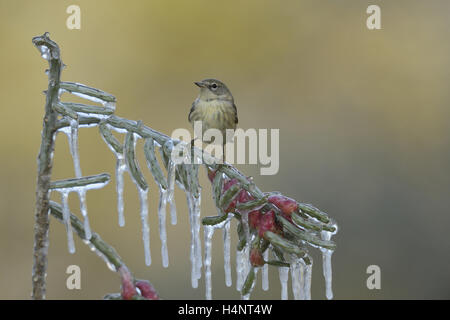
208, 170, 291, 239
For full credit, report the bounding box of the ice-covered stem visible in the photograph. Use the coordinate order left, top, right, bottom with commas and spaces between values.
56, 114, 266, 199
49, 173, 110, 190
31, 32, 63, 300
49, 201, 159, 300
60, 82, 116, 103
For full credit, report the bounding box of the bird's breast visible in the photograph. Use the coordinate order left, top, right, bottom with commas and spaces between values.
190, 99, 237, 133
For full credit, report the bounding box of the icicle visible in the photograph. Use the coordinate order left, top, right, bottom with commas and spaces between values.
115, 155, 126, 227
321, 230, 334, 300
158, 187, 169, 268
77, 190, 91, 239
278, 267, 289, 300
193, 192, 202, 281
138, 188, 151, 266
290, 261, 299, 300
204, 225, 214, 300
236, 249, 243, 291
124, 132, 152, 266
68, 119, 81, 178
60, 191, 75, 254
100, 123, 126, 227
223, 220, 232, 287
186, 193, 199, 288
262, 249, 269, 291
63, 118, 91, 239
290, 257, 306, 300
166, 159, 177, 225
299, 261, 306, 300
236, 245, 250, 291
304, 262, 313, 300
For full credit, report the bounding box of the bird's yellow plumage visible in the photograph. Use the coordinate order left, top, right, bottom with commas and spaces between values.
189, 79, 238, 144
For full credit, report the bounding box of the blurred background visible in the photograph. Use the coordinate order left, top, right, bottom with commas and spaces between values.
0, 0, 449, 299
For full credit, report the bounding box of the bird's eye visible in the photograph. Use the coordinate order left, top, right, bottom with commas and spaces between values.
210, 83, 218, 90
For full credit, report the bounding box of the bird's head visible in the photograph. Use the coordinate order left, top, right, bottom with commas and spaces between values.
194, 79, 233, 101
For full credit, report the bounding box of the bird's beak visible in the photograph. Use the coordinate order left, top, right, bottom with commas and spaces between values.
194, 81, 205, 88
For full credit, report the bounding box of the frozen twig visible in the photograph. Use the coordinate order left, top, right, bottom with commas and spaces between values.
49, 201, 159, 300
31, 32, 62, 300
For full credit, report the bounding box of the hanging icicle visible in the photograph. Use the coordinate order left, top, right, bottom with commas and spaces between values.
321, 227, 337, 300
99, 122, 125, 227
204, 225, 214, 300
278, 266, 289, 300
60, 191, 75, 254
262, 249, 269, 291
223, 220, 232, 287
59, 117, 92, 240
124, 131, 151, 266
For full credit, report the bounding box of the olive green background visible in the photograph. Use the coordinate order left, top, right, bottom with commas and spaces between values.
0, 1, 449, 299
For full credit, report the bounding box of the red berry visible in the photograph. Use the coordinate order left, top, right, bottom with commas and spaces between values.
268, 195, 298, 218
135, 280, 159, 300
207, 168, 217, 183
223, 178, 238, 191
119, 266, 137, 300
250, 247, 265, 267
237, 189, 254, 203
258, 210, 278, 238
248, 210, 261, 229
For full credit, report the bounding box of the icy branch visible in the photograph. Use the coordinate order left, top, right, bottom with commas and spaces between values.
60, 81, 117, 104
49, 201, 159, 299
31, 32, 62, 300
33, 33, 339, 300
49, 173, 110, 190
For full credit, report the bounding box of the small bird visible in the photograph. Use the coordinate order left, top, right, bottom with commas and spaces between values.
189, 79, 238, 159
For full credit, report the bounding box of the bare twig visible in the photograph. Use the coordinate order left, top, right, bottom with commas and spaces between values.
31, 32, 63, 300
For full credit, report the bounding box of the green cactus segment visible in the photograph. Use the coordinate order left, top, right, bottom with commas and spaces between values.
278, 216, 336, 250
298, 203, 330, 224
241, 267, 255, 296
144, 138, 168, 190
124, 132, 148, 191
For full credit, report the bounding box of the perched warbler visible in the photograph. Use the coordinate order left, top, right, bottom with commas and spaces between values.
188, 79, 238, 148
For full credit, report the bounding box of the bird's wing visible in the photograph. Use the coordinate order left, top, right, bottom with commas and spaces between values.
188, 101, 196, 122
233, 102, 238, 124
